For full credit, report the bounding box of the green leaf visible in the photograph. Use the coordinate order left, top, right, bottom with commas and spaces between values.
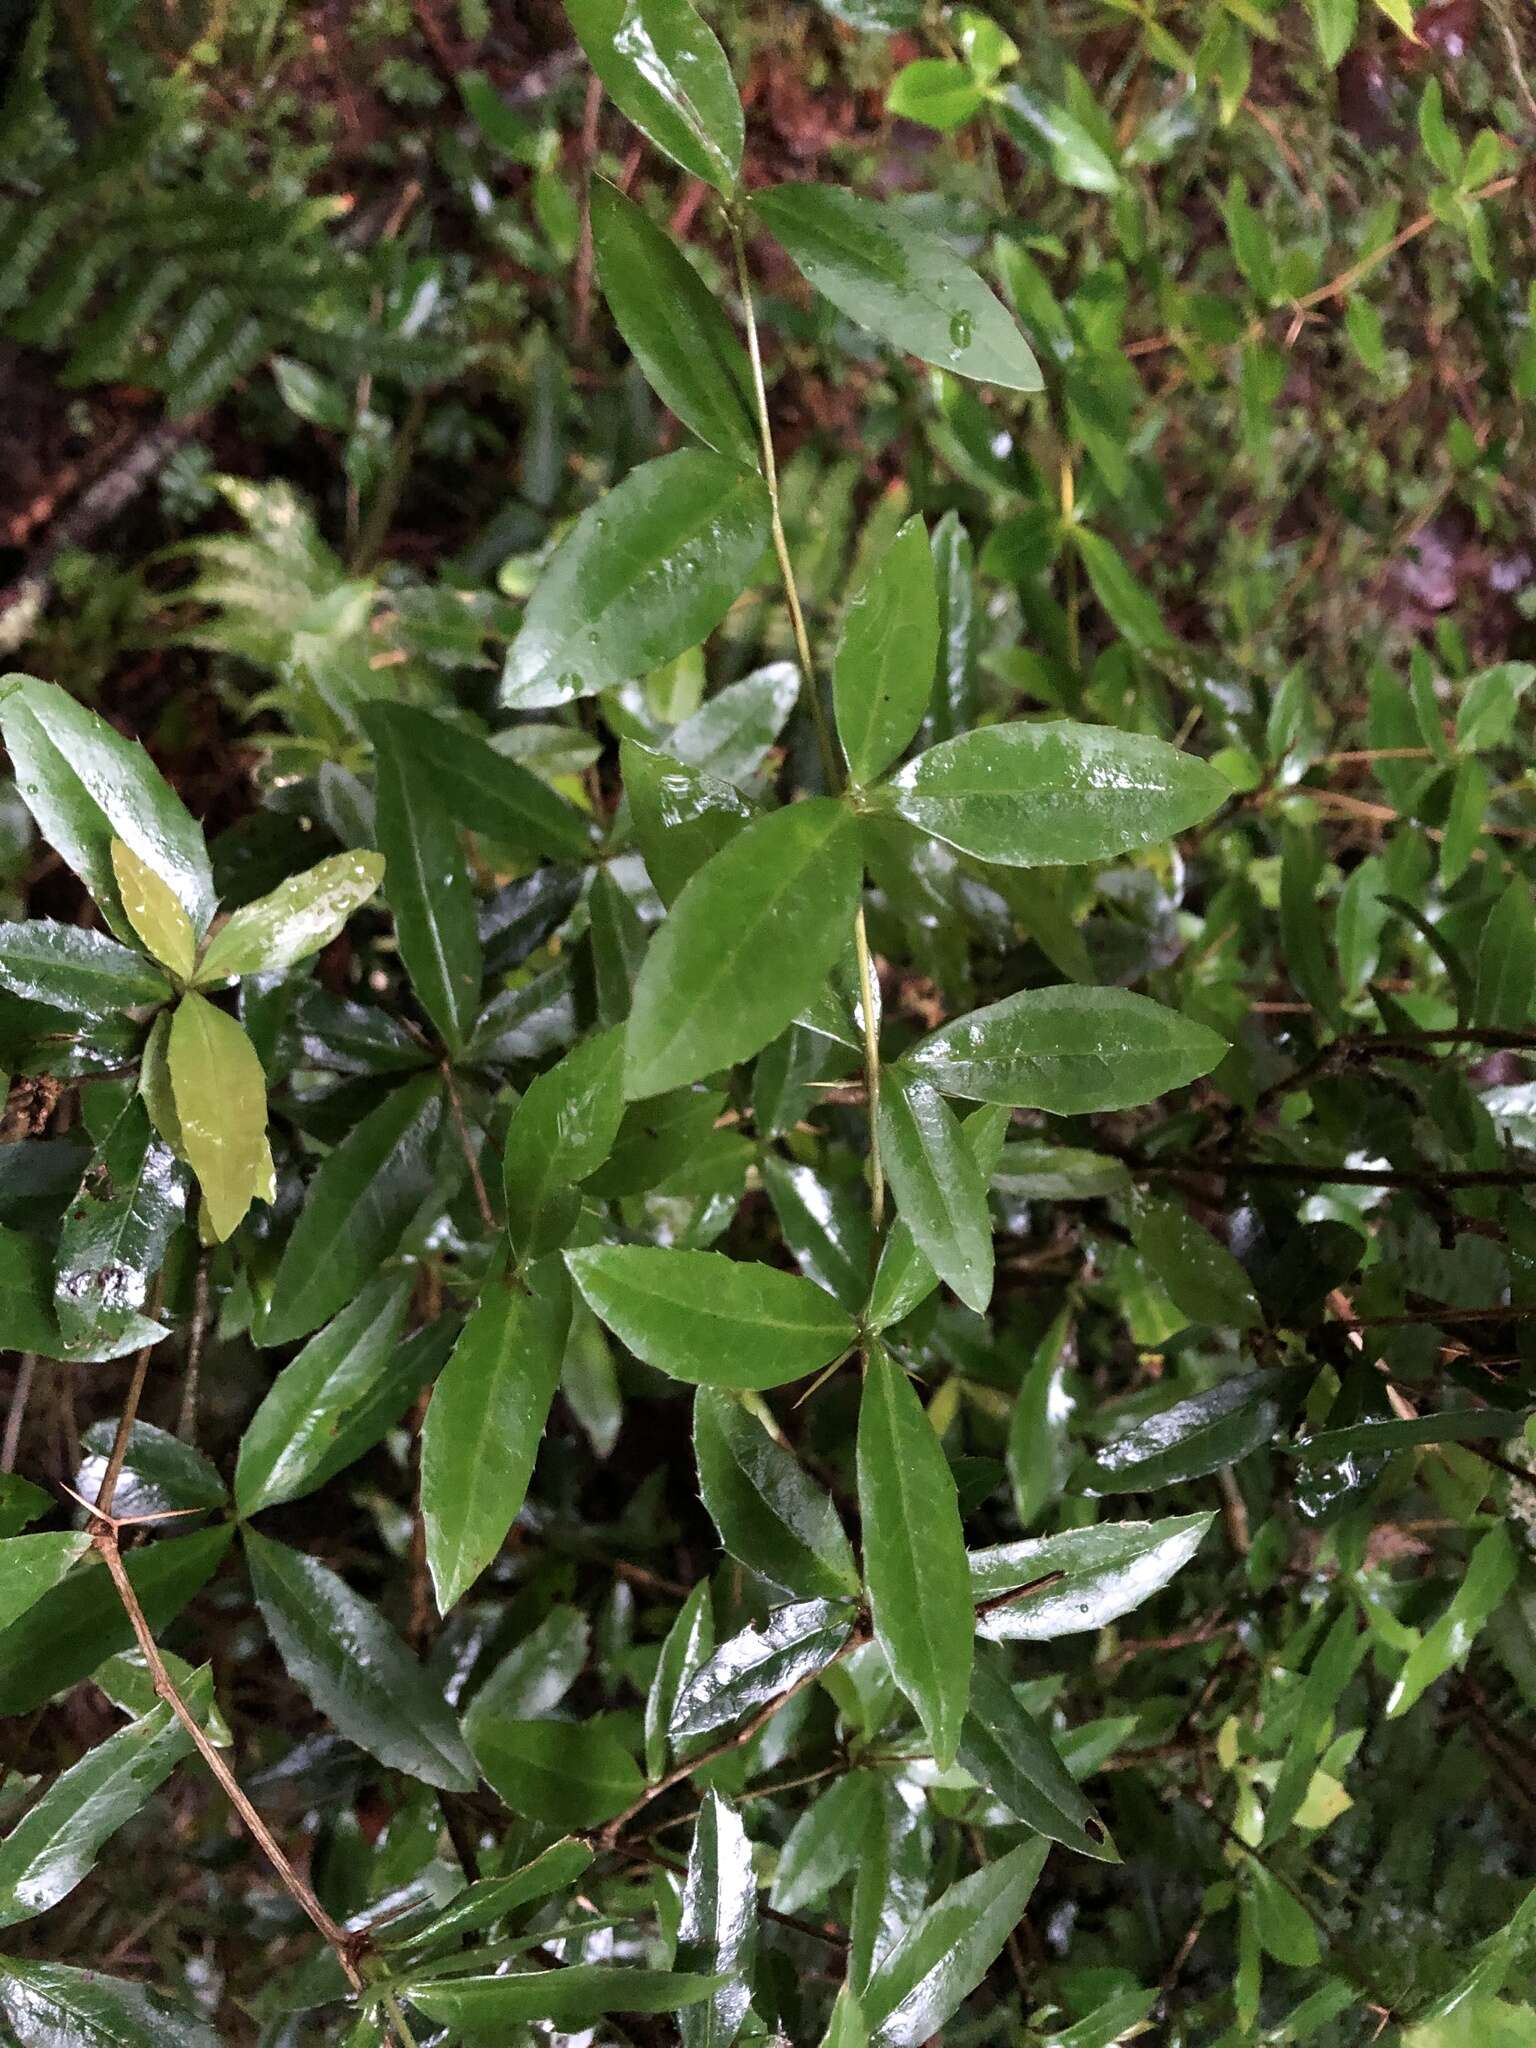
871, 721, 1228, 866
678, 1792, 756, 2048
957, 1644, 1116, 1859
1085, 1372, 1287, 1492
1007, 1307, 1075, 1530
968, 1513, 1213, 1640
1456, 662, 1533, 752
0, 1679, 208, 1928
996, 85, 1120, 193
867, 1103, 1008, 1331
0, 921, 170, 1019
820, 1985, 870, 2048
1386, 1525, 1517, 1719
994, 1141, 1131, 1201
1129, 1194, 1261, 1332
857, 1345, 972, 1769
0, 1959, 219, 2046
564, 0, 743, 193
0, 1532, 92, 1634
834, 516, 940, 786
673, 1597, 856, 1738
861, 1839, 1049, 2044
624, 799, 862, 1099
772, 1770, 881, 1913
55, 1097, 188, 1352
0, 1527, 232, 1718
503, 1027, 627, 1262
886, 59, 985, 132
1293, 1407, 1532, 1460
235, 1276, 413, 1513
470, 1715, 644, 1827
0, 1229, 67, 1356
168, 992, 271, 1243
259, 1073, 444, 1346
1072, 529, 1175, 654
646, 1578, 714, 1779
384, 1838, 594, 1956
421, 1264, 573, 1611
754, 184, 1041, 392
1220, 174, 1277, 302
760, 1155, 872, 1314
593, 181, 757, 463
877, 1070, 993, 1313
1248, 1861, 1321, 1968
695, 1387, 860, 1600
195, 850, 385, 985
365, 702, 481, 1056
409, 1964, 725, 2030
669, 662, 801, 783
0, 674, 215, 940
1280, 824, 1344, 1027
623, 742, 756, 908
243, 1528, 476, 1791
905, 985, 1226, 1111
357, 705, 590, 866
462, 1606, 591, 1739
76, 1422, 225, 1522
110, 838, 196, 980
501, 450, 770, 709
1264, 1608, 1366, 1844
1307, 0, 1357, 65
568, 1245, 856, 1389
1473, 880, 1536, 1031
1334, 853, 1391, 997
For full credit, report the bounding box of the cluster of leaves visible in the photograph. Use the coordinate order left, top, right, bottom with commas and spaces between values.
0, 0, 1534, 2044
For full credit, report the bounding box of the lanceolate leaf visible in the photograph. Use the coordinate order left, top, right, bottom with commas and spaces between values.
867, 1103, 1009, 1331
623, 741, 756, 908
0, 922, 170, 1018
753, 184, 1041, 393
409, 1965, 726, 2030
957, 1645, 1116, 1860
0, 1960, 219, 2047
772, 1771, 882, 1914
420, 1263, 573, 1611
647, 1579, 715, 1779
694, 1387, 860, 1600
593, 181, 757, 464
355, 705, 590, 867
365, 702, 481, 1056
905, 985, 1226, 1112
870, 721, 1230, 866
110, 839, 196, 980
624, 799, 862, 1099
243, 1529, 476, 1792
501, 450, 770, 709
259, 1073, 444, 1346
567, 1244, 856, 1389
167, 992, 271, 1243
678, 1792, 757, 2048
1130, 1194, 1261, 1332
673, 1598, 857, 1738
470, 1716, 644, 1828
55, 1097, 188, 1351
968, 1514, 1213, 1640
876, 1069, 993, 1313
565, 0, 743, 193
503, 1026, 627, 1261
861, 1839, 1049, 2044
834, 516, 940, 786
1086, 1372, 1288, 1493
194, 849, 385, 984
857, 1346, 972, 1769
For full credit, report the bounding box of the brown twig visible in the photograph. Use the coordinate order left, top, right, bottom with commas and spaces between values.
1, 1355, 36, 1473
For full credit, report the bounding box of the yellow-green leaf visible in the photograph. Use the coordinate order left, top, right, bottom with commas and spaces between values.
167, 993, 270, 1242
111, 839, 196, 981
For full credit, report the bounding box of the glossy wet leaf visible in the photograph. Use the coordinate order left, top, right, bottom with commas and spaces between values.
235, 1275, 413, 1512
997, 84, 1121, 193
695, 1387, 860, 1600
357, 705, 590, 867
55, 1096, 188, 1351
258, 1072, 444, 1346
365, 702, 481, 1056
646, 1578, 714, 1779
1291, 1407, 1532, 1460
867, 1103, 1009, 1331
905, 985, 1226, 1111
409, 1964, 725, 2030
0, 1959, 219, 2047
678, 1791, 756, 2048
624, 799, 861, 1099
244, 1528, 476, 1791
0, 1677, 210, 1928
167, 992, 270, 1242
503, 1026, 627, 1261
668, 662, 800, 784
568, 1244, 856, 1389
861, 1838, 1049, 2044
968, 1513, 1214, 1640
593, 181, 757, 463
1130, 1194, 1261, 1332
834, 516, 940, 785
1007, 1308, 1075, 1530
0, 1532, 92, 1635
421, 1264, 573, 1611
0, 921, 170, 1019
754, 183, 1041, 392
501, 450, 770, 709
75, 1422, 225, 1523
858, 1346, 972, 1769
1264, 1608, 1366, 1844
957, 1644, 1115, 1859
385, 1838, 594, 1956
0, 1527, 232, 1718
872, 720, 1229, 867
470, 1715, 644, 1827
0, 674, 215, 939
462, 1606, 591, 1739
772, 1770, 882, 1913
623, 742, 756, 908
877, 1069, 993, 1313
565, 0, 743, 193
673, 1597, 857, 1738
110, 838, 196, 980
195, 849, 385, 984
1385, 1524, 1516, 1719
1086, 1373, 1288, 1493
760, 1154, 873, 1314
